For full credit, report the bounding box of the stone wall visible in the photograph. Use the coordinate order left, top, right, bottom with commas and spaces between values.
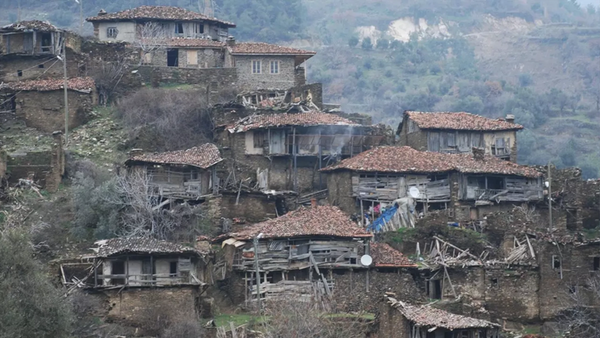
97, 286, 202, 334
6, 134, 64, 191
332, 269, 423, 313
234, 55, 296, 90
377, 297, 412, 338
217, 192, 279, 224
397, 122, 428, 151
0, 49, 85, 82
326, 170, 357, 215
14, 89, 97, 133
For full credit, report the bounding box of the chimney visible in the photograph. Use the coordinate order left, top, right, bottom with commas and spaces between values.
505, 114, 515, 124
97, 9, 107, 16
226, 36, 236, 47
311, 198, 317, 209
472, 147, 485, 161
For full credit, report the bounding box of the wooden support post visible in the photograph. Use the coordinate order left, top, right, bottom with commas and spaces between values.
126, 256, 129, 286
150, 255, 154, 286
94, 258, 98, 287
292, 127, 297, 191
253, 236, 262, 312
318, 129, 323, 190
32, 32, 36, 54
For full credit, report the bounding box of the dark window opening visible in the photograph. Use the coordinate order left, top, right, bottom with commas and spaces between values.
444, 332, 453, 338
167, 49, 179, 67
552, 255, 561, 270
17, 70, 22, 77
175, 23, 184, 35
594, 257, 600, 271
38, 64, 44, 68
199, 24, 205, 34
487, 176, 504, 190
169, 261, 178, 277
111, 261, 125, 285
253, 131, 266, 148
41, 33, 52, 52
491, 278, 498, 286
96, 263, 104, 285
428, 279, 442, 299
567, 209, 578, 231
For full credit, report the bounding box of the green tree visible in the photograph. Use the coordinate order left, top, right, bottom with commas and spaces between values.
348, 36, 359, 47
361, 37, 373, 50
377, 38, 390, 49
0, 228, 72, 338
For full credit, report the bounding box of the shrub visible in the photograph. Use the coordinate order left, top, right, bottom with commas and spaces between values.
361, 37, 373, 50
348, 36, 359, 47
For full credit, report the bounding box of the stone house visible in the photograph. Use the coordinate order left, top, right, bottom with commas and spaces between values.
125, 143, 223, 201
397, 111, 523, 162
322, 146, 543, 227
5, 132, 65, 192
86, 6, 236, 43
0, 21, 84, 83
214, 205, 418, 309
65, 237, 213, 332
379, 294, 501, 338
0, 77, 97, 132
217, 111, 386, 193
147, 38, 226, 68
225, 40, 316, 90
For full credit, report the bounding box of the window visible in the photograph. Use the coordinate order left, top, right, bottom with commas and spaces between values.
169, 261, 178, 277
186, 50, 198, 65
167, 49, 179, 67
270, 61, 279, 74
594, 257, 600, 271
175, 22, 184, 35
106, 27, 118, 38
17, 70, 22, 77
252, 60, 261, 74
552, 255, 561, 270
253, 131, 266, 148
38, 64, 44, 68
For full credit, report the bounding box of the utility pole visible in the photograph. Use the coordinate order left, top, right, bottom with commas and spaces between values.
253, 233, 263, 313
62, 39, 69, 145
548, 162, 553, 230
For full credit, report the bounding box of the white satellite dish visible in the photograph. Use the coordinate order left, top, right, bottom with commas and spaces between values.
409, 187, 421, 199
360, 255, 373, 267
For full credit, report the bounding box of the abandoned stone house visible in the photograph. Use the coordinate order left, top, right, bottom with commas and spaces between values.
225, 40, 316, 90
125, 143, 223, 201
5, 132, 65, 192
322, 146, 543, 229
216, 111, 386, 193
379, 294, 501, 338
58, 237, 213, 331
0, 77, 97, 132
86, 6, 236, 43
214, 204, 419, 309
0, 20, 84, 83
397, 111, 522, 162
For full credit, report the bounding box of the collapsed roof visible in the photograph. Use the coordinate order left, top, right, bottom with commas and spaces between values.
227, 111, 360, 133
370, 243, 416, 268
216, 205, 372, 241
403, 111, 523, 131
321, 146, 541, 178
86, 6, 236, 27
0, 20, 59, 33
92, 237, 204, 258
126, 143, 223, 170
385, 295, 500, 330
0, 77, 96, 93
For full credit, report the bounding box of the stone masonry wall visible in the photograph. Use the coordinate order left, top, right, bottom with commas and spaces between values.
326, 170, 357, 215
15, 89, 96, 133
235, 55, 296, 90
0, 49, 85, 82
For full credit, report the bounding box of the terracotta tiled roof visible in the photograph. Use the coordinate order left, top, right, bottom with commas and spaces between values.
370, 243, 416, 267
0, 20, 58, 32
405, 111, 523, 131
127, 143, 222, 169
162, 38, 225, 48
230, 42, 316, 56
0, 77, 95, 92
227, 112, 359, 133
86, 6, 236, 27
220, 205, 372, 241
92, 237, 203, 257
385, 295, 500, 329
321, 146, 541, 178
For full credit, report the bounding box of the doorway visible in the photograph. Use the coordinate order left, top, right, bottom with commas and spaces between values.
167, 48, 179, 67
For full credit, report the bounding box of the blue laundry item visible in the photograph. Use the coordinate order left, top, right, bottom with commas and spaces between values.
368, 205, 398, 232
448, 222, 459, 227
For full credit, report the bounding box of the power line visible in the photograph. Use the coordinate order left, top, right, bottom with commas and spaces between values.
0, 58, 60, 106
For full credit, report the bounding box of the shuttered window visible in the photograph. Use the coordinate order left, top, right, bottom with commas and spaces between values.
187, 50, 198, 65
252, 60, 261, 74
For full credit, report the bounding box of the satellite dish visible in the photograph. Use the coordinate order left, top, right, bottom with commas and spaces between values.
409, 187, 421, 199
360, 255, 373, 267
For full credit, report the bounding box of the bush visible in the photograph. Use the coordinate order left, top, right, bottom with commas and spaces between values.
0, 228, 73, 338
161, 319, 205, 338
377, 38, 390, 49
348, 36, 359, 47
116, 88, 213, 152
361, 37, 373, 50
519, 73, 533, 87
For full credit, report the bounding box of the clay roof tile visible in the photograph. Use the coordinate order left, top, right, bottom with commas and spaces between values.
126, 143, 222, 169
405, 111, 523, 131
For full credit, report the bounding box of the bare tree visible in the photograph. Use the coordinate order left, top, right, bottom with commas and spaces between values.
262, 300, 369, 338
88, 54, 127, 106
134, 22, 166, 65
558, 276, 600, 337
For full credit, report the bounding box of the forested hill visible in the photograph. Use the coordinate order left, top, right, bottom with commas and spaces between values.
2, 0, 600, 177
